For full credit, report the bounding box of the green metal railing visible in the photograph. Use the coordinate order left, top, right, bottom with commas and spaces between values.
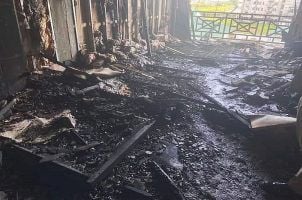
191, 11, 293, 43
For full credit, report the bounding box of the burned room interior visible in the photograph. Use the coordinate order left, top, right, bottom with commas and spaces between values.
3, 0, 302, 199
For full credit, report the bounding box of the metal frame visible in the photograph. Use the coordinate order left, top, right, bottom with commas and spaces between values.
191, 11, 293, 43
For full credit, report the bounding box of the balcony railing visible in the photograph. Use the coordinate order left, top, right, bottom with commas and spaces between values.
191, 11, 293, 43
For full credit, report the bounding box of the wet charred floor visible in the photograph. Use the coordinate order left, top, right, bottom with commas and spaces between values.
154, 41, 301, 200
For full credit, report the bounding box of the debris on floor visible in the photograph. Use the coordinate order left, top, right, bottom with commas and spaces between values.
1, 40, 302, 200
1, 110, 76, 143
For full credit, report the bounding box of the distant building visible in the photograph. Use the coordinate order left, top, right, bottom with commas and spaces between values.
235, 0, 301, 16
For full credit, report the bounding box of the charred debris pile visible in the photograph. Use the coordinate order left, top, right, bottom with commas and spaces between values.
0, 38, 302, 199
0, 38, 216, 199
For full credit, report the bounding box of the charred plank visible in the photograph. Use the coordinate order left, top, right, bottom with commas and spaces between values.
149, 161, 186, 200
122, 185, 154, 200
87, 121, 156, 185
3, 144, 90, 190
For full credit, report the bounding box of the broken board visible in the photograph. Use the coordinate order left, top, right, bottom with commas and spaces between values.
87, 121, 155, 185
249, 115, 296, 130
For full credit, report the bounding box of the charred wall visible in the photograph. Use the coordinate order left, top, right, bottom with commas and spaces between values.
0, 0, 191, 100
0, 0, 27, 100
0, 0, 55, 100
45, 0, 190, 58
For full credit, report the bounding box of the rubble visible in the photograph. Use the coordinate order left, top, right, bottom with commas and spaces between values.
0, 110, 75, 143
1, 36, 302, 200
3, 0, 302, 198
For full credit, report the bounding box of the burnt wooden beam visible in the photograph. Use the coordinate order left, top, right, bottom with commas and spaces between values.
149, 161, 186, 200
69, 131, 87, 145
158, 0, 164, 33
87, 121, 155, 185
99, 0, 108, 43
71, 0, 80, 50
76, 84, 100, 95
127, 0, 132, 40
122, 185, 153, 199
111, 0, 120, 40
141, 0, 152, 56
86, 0, 96, 51
3, 144, 90, 190
75, 141, 101, 153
